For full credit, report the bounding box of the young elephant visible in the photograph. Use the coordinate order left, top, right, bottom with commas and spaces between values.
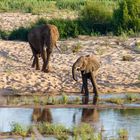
28, 24, 60, 72
72, 55, 100, 104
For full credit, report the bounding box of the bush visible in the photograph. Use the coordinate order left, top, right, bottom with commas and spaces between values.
49, 19, 80, 38
79, 0, 113, 34
0, 30, 9, 39
0, 0, 56, 14
8, 27, 30, 41
113, 0, 140, 34
56, 0, 86, 10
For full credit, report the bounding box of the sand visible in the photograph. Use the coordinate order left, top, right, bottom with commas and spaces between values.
0, 36, 140, 95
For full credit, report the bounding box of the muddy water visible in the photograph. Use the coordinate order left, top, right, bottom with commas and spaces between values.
0, 108, 140, 140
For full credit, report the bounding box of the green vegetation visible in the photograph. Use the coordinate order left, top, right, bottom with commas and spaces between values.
72, 42, 83, 53
5, 93, 140, 106
0, 0, 56, 14
135, 41, 140, 51
11, 122, 31, 137
37, 123, 69, 136
56, 0, 86, 10
6, 94, 82, 105
113, 0, 140, 34
118, 128, 128, 140
125, 94, 139, 102
0, 0, 140, 40
106, 98, 124, 105
11, 122, 100, 139
73, 123, 101, 140
10, 122, 132, 140
80, 0, 113, 34
105, 93, 140, 105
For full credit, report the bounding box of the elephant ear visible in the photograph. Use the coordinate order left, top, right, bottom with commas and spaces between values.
90, 57, 100, 73
81, 56, 88, 72
84, 56, 100, 73
82, 56, 90, 73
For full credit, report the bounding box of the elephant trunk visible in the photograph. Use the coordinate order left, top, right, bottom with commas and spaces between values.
72, 62, 78, 81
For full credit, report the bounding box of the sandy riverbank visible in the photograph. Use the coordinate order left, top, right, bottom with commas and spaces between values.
0, 36, 140, 95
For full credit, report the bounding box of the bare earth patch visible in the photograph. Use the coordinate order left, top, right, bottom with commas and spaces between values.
0, 12, 78, 31
0, 36, 140, 95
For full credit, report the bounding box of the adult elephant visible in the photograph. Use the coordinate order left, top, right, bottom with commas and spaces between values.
72, 55, 100, 104
28, 24, 60, 72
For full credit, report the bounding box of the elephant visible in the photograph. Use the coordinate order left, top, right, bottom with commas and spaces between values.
72, 55, 100, 104
28, 24, 60, 72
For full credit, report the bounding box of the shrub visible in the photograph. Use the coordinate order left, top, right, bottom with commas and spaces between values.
49, 19, 80, 38
11, 122, 30, 137
56, 0, 86, 10
8, 27, 30, 41
0, 30, 9, 39
79, 0, 113, 34
113, 0, 140, 34
0, 0, 56, 13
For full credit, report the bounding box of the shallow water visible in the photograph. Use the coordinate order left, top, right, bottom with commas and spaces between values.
0, 107, 140, 140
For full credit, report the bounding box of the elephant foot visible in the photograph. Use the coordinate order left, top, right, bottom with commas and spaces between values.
36, 67, 40, 70
42, 69, 51, 73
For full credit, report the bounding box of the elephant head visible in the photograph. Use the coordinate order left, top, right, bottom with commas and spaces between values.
72, 55, 100, 81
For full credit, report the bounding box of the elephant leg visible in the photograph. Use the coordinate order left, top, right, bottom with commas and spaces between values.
32, 57, 36, 68
81, 71, 85, 94
41, 48, 47, 72
43, 48, 52, 72
35, 54, 40, 70
82, 74, 89, 104
90, 72, 99, 97
29, 43, 39, 69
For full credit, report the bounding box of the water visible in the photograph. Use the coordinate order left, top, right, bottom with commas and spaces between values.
0, 107, 140, 140
0, 108, 33, 132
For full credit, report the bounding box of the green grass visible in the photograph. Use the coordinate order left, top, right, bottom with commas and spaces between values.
106, 98, 124, 105
0, 0, 56, 14
118, 128, 128, 139
72, 42, 82, 53
56, 0, 86, 10
11, 122, 31, 137
8, 122, 133, 139
0, 0, 139, 40
0, 0, 119, 13
37, 122, 69, 136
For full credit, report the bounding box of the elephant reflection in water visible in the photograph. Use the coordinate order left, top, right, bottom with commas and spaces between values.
81, 97, 99, 123
32, 108, 52, 123
81, 108, 99, 123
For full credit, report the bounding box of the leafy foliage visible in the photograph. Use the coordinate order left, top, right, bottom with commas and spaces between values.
0, 0, 55, 14
56, 0, 86, 10
113, 0, 140, 34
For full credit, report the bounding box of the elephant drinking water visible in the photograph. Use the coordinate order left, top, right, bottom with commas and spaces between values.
72, 55, 100, 104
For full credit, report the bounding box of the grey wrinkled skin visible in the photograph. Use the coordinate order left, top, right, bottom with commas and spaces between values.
28, 24, 59, 72
72, 55, 100, 104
